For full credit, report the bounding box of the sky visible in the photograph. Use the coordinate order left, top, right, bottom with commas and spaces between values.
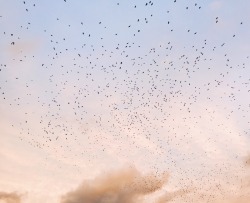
0, 0, 250, 202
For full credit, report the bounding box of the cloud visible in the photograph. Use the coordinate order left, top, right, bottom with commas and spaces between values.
0, 192, 22, 203
156, 189, 189, 203
61, 166, 186, 203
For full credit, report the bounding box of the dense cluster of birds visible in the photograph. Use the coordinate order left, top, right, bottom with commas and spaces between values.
1, 0, 250, 202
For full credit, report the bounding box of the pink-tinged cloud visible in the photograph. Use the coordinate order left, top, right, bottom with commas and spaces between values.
60, 166, 185, 203
0, 192, 22, 203
60, 156, 250, 203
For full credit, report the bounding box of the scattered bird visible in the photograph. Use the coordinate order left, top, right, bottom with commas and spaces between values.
1, 2, 249, 202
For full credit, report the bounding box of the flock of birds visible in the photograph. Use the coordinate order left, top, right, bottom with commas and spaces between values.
1, 0, 250, 202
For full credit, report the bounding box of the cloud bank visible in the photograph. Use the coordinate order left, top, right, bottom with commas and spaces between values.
0, 192, 21, 203
61, 157, 250, 203
60, 166, 185, 203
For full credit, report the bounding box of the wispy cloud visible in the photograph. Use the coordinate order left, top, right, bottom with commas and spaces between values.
156, 189, 189, 203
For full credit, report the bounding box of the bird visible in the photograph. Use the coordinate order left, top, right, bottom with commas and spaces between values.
1, 2, 249, 202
